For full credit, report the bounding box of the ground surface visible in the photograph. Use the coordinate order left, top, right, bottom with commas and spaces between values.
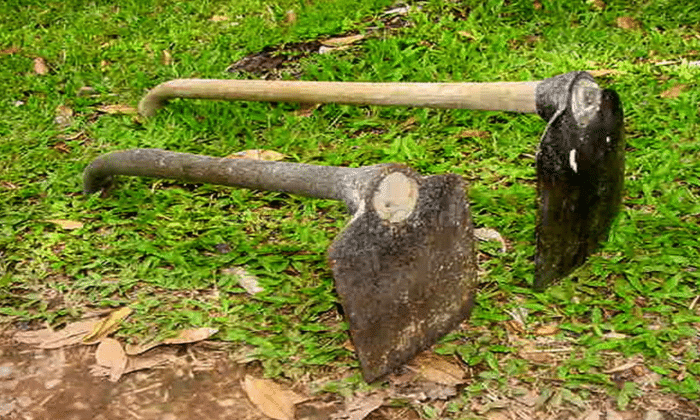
1, 0, 700, 419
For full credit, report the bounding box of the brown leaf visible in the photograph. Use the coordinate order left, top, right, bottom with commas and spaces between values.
295, 103, 321, 117
162, 49, 172, 65
14, 319, 99, 349
331, 392, 385, 420
533, 0, 542, 10
587, 69, 621, 77
1, 46, 20, 55
410, 352, 465, 386
54, 105, 74, 128
95, 338, 128, 382
227, 149, 287, 161
125, 327, 218, 355
533, 324, 559, 336
53, 141, 71, 154
243, 375, 306, 420
124, 347, 179, 374
616, 16, 640, 30
96, 104, 138, 115
210, 15, 229, 22
163, 327, 218, 345
83, 307, 133, 344
322, 34, 365, 47
285, 10, 297, 24
473, 227, 507, 252
660, 84, 687, 99
457, 31, 476, 40
46, 219, 84, 230
458, 129, 490, 139
1, 181, 18, 190
222, 267, 264, 295
34, 57, 49, 75
591, 0, 605, 10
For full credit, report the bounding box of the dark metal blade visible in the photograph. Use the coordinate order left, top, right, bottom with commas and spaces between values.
534, 73, 625, 290
328, 173, 477, 382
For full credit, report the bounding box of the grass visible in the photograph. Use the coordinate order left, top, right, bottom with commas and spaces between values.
2, 0, 700, 414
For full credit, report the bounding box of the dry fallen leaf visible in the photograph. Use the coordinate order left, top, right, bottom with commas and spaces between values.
331, 392, 385, 420
473, 227, 507, 252
295, 103, 321, 117
222, 267, 264, 295
590, 0, 605, 10
34, 57, 49, 75
660, 84, 687, 99
83, 307, 133, 344
54, 105, 74, 128
285, 9, 296, 24
533, 0, 542, 10
124, 347, 179, 374
96, 104, 138, 115
14, 319, 99, 349
227, 149, 287, 161
534, 324, 559, 336
163, 327, 218, 345
243, 375, 306, 420
459, 129, 490, 139
95, 338, 128, 382
125, 327, 218, 355
46, 219, 84, 230
321, 34, 365, 47
587, 69, 621, 77
616, 16, 640, 30
457, 31, 476, 40
1, 46, 20, 55
162, 49, 172, 65
210, 15, 229, 22
410, 352, 465, 386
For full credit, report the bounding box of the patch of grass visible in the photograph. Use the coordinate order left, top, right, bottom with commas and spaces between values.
2, 0, 700, 413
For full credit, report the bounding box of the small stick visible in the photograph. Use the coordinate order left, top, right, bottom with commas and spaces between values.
138, 79, 540, 117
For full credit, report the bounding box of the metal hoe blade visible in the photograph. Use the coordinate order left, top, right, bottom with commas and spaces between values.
329, 171, 477, 382
534, 72, 625, 290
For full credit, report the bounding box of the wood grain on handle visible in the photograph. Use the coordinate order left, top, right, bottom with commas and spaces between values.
138, 79, 540, 117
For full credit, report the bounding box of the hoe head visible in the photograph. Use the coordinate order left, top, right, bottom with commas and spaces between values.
328, 168, 477, 382
534, 72, 625, 290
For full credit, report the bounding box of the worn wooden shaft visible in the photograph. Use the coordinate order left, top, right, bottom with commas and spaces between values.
138, 79, 540, 117
83, 148, 398, 213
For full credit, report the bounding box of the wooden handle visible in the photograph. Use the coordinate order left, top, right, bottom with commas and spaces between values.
138, 79, 540, 117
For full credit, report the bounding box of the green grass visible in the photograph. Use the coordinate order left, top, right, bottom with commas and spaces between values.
2, 0, 700, 412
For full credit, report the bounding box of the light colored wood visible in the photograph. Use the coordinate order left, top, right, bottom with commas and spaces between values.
139, 79, 540, 117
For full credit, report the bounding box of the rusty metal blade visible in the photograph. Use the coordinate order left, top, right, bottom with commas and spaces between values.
328, 173, 477, 382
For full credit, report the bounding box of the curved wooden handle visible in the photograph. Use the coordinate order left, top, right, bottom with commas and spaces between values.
138, 79, 540, 117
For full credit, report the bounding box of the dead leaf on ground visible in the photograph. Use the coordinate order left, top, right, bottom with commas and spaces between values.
616, 16, 640, 30
1, 181, 18, 190
473, 227, 507, 252
457, 31, 476, 40
243, 375, 307, 420
46, 219, 84, 230
322, 34, 365, 47
331, 392, 385, 420
77, 86, 97, 96
14, 319, 99, 349
34, 57, 49, 75
295, 103, 321, 117
604, 357, 642, 374
162, 49, 172, 65
95, 338, 128, 382
124, 347, 179, 374
210, 15, 229, 22
534, 324, 559, 336
54, 105, 74, 128
82, 307, 133, 344
533, 0, 542, 10
459, 129, 490, 139
285, 10, 296, 24
409, 352, 465, 386
221, 267, 264, 295
227, 149, 287, 161
1, 46, 20, 55
590, 0, 605, 10
660, 84, 687, 99
125, 327, 218, 355
96, 104, 138, 115
581, 409, 602, 420
587, 69, 621, 77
